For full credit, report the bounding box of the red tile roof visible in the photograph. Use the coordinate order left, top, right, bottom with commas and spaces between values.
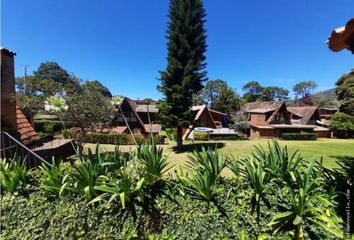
16, 106, 39, 145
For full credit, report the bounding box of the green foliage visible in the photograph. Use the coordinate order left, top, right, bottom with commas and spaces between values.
293, 80, 317, 99
39, 160, 73, 197
158, 0, 208, 148
63, 130, 165, 145
252, 141, 303, 184
83, 80, 112, 98
0, 158, 28, 193
261, 86, 289, 101
0, 142, 346, 239
335, 69, 354, 115
210, 135, 248, 141
281, 132, 317, 140
137, 145, 171, 185
329, 112, 354, 131
71, 158, 105, 200
241, 157, 267, 221
242, 81, 289, 102
164, 128, 176, 141
35, 120, 65, 134
92, 174, 144, 210
179, 147, 226, 201
213, 85, 241, 119
193, 132, 209, 140
269, 160, 343, 239
200, 79, 228, 107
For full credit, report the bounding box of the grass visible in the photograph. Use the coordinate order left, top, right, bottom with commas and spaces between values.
84, 138, 354, 175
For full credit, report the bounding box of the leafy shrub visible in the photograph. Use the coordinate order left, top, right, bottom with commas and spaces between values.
164, 128, 176, 141
281, 132, 317, 140
35, 120, 65, 134
0, 158, 28, 193
193, 132, 209, 140
63, 130, 165, 145
210, 135, 248, 141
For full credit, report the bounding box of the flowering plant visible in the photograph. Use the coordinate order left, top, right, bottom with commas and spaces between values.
44, 96, 68, 112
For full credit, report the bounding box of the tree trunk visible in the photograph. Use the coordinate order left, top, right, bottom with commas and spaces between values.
176, 126, 183, 149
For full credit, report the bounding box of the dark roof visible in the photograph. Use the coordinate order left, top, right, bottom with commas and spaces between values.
114, 97, 161, 134
287, 106, 318, 124
16, 106, 39, 145
243, 101, 284, 113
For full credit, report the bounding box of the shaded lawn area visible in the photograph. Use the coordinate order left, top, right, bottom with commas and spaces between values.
84, 138, 354, 173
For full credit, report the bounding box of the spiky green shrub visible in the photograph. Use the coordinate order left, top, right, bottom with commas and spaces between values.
137, 144, 171, 185
0, 158, 28, 193
269, 160, 343, 240
252, 141, 304, 185
240, 157, 267, 221
179, 147, 226, 201
91, 173, 144, 213
38, 159, 72, 197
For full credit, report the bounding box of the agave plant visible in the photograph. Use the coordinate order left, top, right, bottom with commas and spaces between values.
269, 160, 343, 240
87, 144, 127, 174
179, 147, 226, 202
71, 160, 103, 200
240, 157, 267, 222
136, 144, 172, 185
91, 173, 144, 209
39, 159, 73, 197
252, 141, 303, 185
0, 157, 28, 193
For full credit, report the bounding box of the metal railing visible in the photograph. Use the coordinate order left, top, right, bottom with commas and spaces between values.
0, 131, 51, 168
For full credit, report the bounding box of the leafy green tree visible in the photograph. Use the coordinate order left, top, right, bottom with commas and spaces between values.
63, 79, 115, 136
201, 79, 227, 107
231, 110, 249, 133
261, 86, 289, 101
242, 81, 263, 102
83, 80, 112, 98
213, 85, 241, 120
16, 62, 80, 111
335, 69, 354, 115
34, 61, 70, 84
329, 113, 354, 138
158, 0, 208, 148
293, 81, 317, 99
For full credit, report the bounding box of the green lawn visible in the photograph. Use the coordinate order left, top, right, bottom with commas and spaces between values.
85, 138, 354, 174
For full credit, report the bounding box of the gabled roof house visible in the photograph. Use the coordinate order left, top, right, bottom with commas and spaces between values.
183, 105, 227, 139
243, 101, 318, 138
112, 97, 161, 135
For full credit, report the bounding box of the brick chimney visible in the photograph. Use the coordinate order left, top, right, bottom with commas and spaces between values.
1, 47, 17, 134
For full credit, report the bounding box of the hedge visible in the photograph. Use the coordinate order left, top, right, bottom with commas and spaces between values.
35, 120, 64, 134
193, 132, 209, 140
63, 130, 165, 145
281, 132, 317, 140
210, 135, 248, 141
192, 132, 248, 141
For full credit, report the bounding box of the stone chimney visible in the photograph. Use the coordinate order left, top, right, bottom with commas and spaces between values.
1, 47, 17, 134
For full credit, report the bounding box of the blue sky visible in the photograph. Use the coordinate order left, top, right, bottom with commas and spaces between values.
2, 0, 354, 99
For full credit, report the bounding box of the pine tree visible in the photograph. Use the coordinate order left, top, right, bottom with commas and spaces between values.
158, 0, 208, 148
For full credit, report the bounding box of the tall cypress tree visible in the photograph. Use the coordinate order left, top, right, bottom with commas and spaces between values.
158, 0, 208, 148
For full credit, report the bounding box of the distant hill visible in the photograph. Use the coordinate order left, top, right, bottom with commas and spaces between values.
312, 88, 337, 101
286, 88, 339, 107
